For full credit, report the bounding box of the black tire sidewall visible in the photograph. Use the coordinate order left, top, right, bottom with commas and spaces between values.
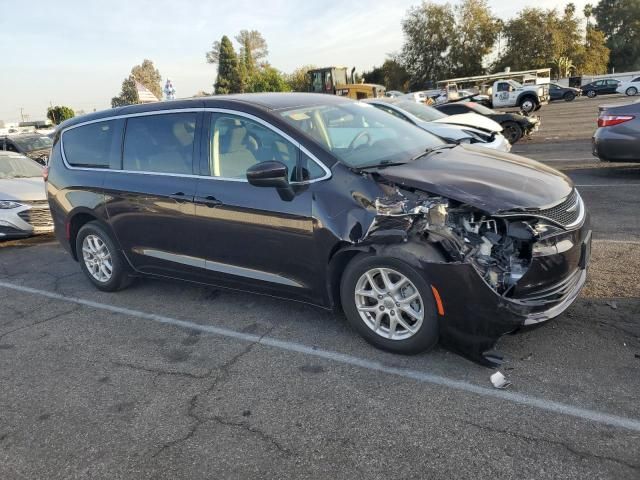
563, 92, 575, 101
340, 254, 439, 354
502, 121, 523, 144
76, 222, 129, 292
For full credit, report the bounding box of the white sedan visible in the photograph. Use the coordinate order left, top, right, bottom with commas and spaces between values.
0, 151, 53, 239
617, 76, 640, 96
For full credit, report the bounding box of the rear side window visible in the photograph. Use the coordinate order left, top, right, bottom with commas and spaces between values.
123, 113, 197, 175
63, 120, 122, 168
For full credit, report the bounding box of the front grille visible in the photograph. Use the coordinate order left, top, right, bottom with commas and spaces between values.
498, 189, 584, 229
534, 190, 582, 228
18, 203, 53, 228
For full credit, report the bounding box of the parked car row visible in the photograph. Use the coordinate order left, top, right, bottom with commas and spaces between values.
0, 133, 53, 165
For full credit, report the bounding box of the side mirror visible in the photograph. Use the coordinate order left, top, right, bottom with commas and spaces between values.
246, 161, 289, 188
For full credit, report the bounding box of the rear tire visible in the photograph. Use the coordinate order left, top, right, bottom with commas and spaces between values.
340, 254, 439, 354
626, 87, 638, 96
501, 121, 523, 144
563, 92, 576, 101
76, 222, 132, 292
519, 97, 537, 113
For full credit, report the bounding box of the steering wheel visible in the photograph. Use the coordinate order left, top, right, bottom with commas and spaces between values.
348, 131, 372, 150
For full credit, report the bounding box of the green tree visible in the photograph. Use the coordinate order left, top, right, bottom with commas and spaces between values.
584, 3, 594, 29
400, 1, 456, 88
111, 75, 139, 107
575, 27, 611, 74
46, 105, 75, 125
594, 0, 640, 71
235, 30, 269, 76
130, 59, 163, 100
494, 8, 560, 72
285, 65, 316, 91
449, 0, 501, 77
363, 58, 410, 91
111, 60, 162, 107
246, 65, 290, 93
214, 36, 242, 94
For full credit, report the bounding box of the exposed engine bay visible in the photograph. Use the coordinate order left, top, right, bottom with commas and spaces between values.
364, 186, 542, 295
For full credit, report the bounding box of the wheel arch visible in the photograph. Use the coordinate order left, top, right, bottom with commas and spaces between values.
326, 239, 448, 311
67, 209, 117, 261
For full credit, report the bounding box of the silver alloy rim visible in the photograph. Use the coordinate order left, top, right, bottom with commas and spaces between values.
354, 268, 424, 341
522, 100, 534, 112
627, 87, 637, 96
82, 234, 113, 283
588, 90, 596, 98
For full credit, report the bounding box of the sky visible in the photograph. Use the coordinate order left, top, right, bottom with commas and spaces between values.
0, 0, 591, 123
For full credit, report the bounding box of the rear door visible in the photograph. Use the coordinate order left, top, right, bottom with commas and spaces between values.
605, 80, 620, 94
104, 111, 203, 278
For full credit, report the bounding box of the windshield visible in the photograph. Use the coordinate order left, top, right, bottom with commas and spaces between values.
466, 102, 495, 115
0, 154, 43, 179
280, 101, 444, 168
10, 135, 53, 152
390, 100, 448, 122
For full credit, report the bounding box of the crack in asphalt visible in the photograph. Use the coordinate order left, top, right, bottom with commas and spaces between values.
150, 326, 286, 459
460, 418, 639, 472
110, 361, 213, 382
211, 415, 291, 455
0, 304, 80, 341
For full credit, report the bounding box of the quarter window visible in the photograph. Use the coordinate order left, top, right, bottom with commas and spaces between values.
123, 113, 196, 174
63, 120, 122, 168
209, 115, 298, 181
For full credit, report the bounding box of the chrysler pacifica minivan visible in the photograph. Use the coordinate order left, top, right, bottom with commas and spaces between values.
47, 93, 591, 365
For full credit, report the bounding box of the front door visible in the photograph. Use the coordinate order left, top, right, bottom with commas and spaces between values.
493, 81, 513, 108
104, 111, 203, 278
192, 111, 322, 302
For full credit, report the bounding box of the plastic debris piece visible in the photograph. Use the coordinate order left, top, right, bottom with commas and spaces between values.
490, 371, 512, 389
606, 301, 618, 310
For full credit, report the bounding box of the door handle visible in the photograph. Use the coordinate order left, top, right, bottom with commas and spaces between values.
195, 195, 223, 208
169, 192, 191, 203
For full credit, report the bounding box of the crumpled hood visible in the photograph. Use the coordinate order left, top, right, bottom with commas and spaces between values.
378, 145, 573, 213
433, 112, 503, 133
0, 177, 47, 201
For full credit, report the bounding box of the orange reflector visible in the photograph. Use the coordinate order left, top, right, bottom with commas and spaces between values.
430, 285, 445, 316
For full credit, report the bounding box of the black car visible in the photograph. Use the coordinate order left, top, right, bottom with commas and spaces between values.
592, 100, 640, 162
46, 93, 591, 366
548, 83, 581, 102
580, 79, 621, 98
1, 134, 53, 165
434, 101, 539, 144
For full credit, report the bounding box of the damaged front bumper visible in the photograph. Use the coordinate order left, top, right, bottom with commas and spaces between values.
426, 226, 591, 366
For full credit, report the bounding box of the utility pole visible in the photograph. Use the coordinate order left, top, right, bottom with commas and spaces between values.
20, 107, 25, 123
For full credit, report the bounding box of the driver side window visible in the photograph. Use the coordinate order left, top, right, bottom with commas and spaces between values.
209, 114, 298, 181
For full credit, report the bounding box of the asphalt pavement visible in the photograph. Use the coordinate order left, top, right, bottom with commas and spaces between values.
0, 94, 639, 479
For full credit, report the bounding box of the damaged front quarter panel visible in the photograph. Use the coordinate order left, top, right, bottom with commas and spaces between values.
351, 183, 561, 366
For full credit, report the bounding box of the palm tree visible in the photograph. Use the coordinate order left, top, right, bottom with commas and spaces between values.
584, 3, 594, 31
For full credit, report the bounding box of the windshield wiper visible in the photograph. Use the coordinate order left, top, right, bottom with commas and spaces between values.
357, 159, 410, 170
411, 143, 457, 162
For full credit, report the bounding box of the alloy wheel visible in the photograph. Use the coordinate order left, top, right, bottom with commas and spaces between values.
82, 234, 113, 283
587, 90, 596, 98
521, 100, 535, 112
354, 268, 424, 341
626, 87, 638, 96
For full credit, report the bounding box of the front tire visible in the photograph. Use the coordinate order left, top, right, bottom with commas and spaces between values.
76, 221, 132, 292
502, 121, 523, 144
626, 87, 638, 96
563, 92, 576, 101
340, 254, 438, 354
587, 90, 597, 98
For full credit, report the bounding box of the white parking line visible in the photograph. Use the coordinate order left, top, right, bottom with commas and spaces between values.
1, 280, 640, 433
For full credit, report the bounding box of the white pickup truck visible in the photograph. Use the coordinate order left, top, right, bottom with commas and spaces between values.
488, 79, 549, 113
